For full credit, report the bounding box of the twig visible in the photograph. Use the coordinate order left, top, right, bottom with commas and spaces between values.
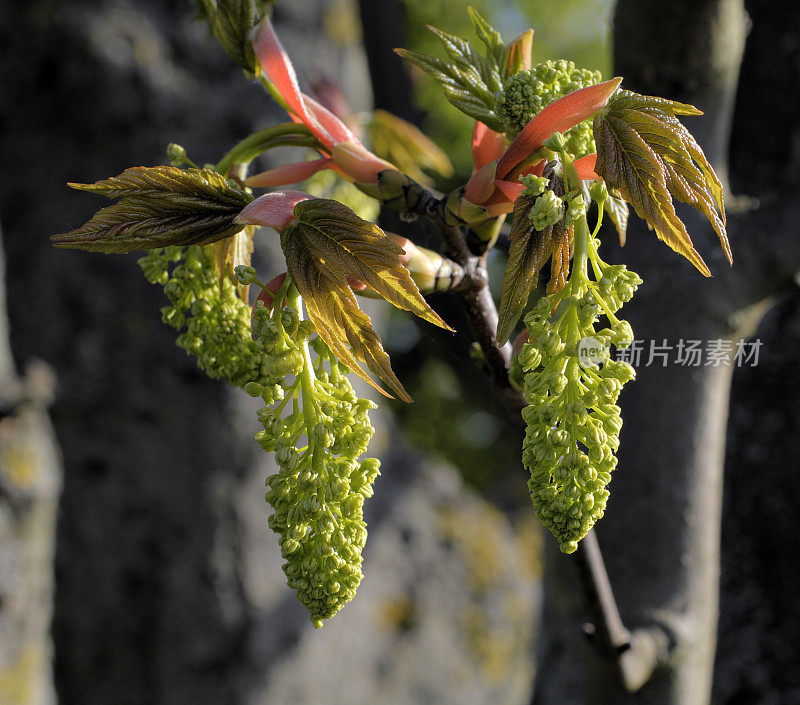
576, 527, 672, 691
576, 529, 632, 654
428, 204, 514, 389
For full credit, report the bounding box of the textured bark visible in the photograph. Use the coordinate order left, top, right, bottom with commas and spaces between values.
714, 292, 800, 705
0, 226, 61, 705
713, 1, 800, 702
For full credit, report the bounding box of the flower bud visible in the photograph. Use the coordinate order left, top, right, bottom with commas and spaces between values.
166, 142, 188, 166
519, 174, 549, 197
565, 194, 587, 223
611, 320, 634, 348
244, 381, 264, 397
529, 190, 564, 231
543, 131, 567, 152
589, 180, 609, 203
235, 265, 259, 285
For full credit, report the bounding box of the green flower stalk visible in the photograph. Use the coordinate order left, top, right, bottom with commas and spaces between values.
518, 210, 641, 553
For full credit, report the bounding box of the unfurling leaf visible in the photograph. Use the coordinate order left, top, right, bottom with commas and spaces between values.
395, 9, 509, 132
396, 47, 502, 131
546, 221, 573, 295
593, 90, 729, 275
195, 0, 271, 71
497, 195, 559, 345
366, 109, 453, 186
605, 190, 629, 246
280, 199, 452, 401
206, 225, 256, 301
52, 166, 253, 253
466, 6, 509, 76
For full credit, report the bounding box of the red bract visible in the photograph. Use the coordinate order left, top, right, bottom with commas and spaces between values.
235, 190, 313, 230
247, 17, 394, 188
465, 78, 622, 216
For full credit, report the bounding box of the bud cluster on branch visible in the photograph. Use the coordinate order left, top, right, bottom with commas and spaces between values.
518, 237, 641, 552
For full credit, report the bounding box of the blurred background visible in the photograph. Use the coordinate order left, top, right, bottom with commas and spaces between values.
0, 0, 798, 703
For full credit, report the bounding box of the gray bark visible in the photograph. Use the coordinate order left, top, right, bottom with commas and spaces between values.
0, 225, 61, 705
714, 291, 800, 705
713, 1, 800, 701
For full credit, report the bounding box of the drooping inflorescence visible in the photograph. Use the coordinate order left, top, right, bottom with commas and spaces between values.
517, 236, 641, 553
495, 60, 603, 156
139, 246, 380, 626
139, 246, 273, 387
253, 300, 381, 627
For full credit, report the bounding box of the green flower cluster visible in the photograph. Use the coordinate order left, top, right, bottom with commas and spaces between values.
529, 190, 564, 231
495, 59, 603, 156
517, 238, 641, 553
139, 246, 272, 387
252, 303, 380, 628
140, 247, 381, 627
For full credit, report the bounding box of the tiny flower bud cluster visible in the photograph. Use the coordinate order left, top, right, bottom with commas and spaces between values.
495, 60, 603, 157
528, 190, 564, 231
139, 247, 380, 627
518, 239, 641, 553
252, 305, 380, 628
519, 174, 549, 198
138, 246, 273, 387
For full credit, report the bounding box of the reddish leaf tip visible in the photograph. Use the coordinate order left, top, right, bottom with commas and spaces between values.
245, 158, 333, 188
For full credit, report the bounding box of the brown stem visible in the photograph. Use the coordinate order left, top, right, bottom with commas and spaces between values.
431, 211, 513, 391
576, 531, 672, 692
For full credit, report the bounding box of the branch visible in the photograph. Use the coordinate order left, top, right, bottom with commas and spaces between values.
412, 190, 670, 681
430, 205, 513, 393
576, 531, 672, 692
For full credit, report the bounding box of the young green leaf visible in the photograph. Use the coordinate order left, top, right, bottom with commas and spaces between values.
593, 90, 729, 275
52, 166, 253, 253
280, 199, 452, 401
395, 12, 510, 132
195, 0, 271, 71
467, 6, 509, 75
396, 47, 503, 130
497, 195, 559, 345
